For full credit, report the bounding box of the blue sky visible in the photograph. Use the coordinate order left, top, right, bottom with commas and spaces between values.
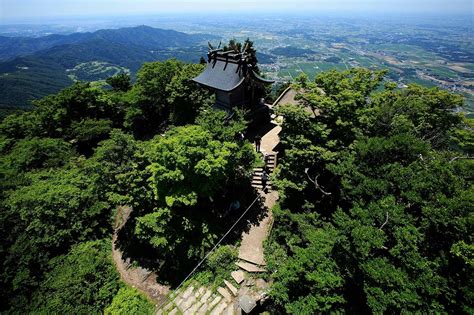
1, 0, 472, 20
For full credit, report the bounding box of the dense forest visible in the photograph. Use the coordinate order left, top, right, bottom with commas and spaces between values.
267, 71, 473, 313
0, 50, 472, 313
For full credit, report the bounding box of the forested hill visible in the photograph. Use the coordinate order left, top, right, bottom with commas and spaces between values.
0, 26, 214, 113
0, 59, 472, 313
0, 25, 212, 61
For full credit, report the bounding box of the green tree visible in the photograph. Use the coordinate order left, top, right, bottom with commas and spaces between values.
166, 63, 213, 125
31, 82, 117, 138
223, 38, 259, 72
196, 108, 247, 142
104, 287, 155, 315
0, 111, 43, 139
5, 137, 74, 171
106, 73, 132, 92
268, 68, 472, 313
1, 166, 111, 309
267, 208, 345, 313
31, 240, 121, 314
133, 125, 255, 276
85, 129, 152, 209
130, 60, 183, 136
70, 118, 113, 151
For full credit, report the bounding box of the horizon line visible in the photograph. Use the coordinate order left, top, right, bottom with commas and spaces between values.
1, 11, 473, 25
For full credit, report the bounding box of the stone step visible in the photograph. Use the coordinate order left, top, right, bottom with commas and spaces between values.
181, 286, 195, 299
224, 280, 238, 296
239, 295, 257, 314
236, 261, 266, 273
252, 175, 272, 180
252, 176, 272, 181
210, 301, 229, 315
238, 252, 267, 267
254, 165, 275, 171
200, 289, 213, 303
251, 184, 273, 189
253, 165, 275, 174
251, 177, 272, 182
185, 301, 203, 314
208, 295, 222, 309
178, 294, 197, 312
231, 270, 245, 284
253, 168, 274, 174
253, 169, 274, 174
197, 302, 209, 314
253, 170, 274, 176
224, 304, 236, 315
163, 302, 174, 311
252, 181, 272, 185
217, 287, 233, 302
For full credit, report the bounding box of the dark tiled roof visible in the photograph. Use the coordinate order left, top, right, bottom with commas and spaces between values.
192, 59, 245, 92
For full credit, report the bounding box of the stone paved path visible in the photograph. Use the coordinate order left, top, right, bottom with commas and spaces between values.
157, 282, 237, 315
260, 124, 281, 153
238, 190, 277, 266
239, 105, 281, 267
157, 94, 289, 314
158, 113, 282, 314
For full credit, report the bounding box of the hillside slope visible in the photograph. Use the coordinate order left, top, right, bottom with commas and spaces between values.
0, 25, 211, 61
0, 26, 213, 110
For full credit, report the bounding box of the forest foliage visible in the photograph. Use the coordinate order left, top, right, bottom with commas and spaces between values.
0, 57, 257, 313
0, 55, 472, 314
266, 69, 473, 313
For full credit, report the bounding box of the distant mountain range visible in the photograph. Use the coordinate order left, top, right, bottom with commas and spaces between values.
0, 25, 212, 61
0, 26, 216, 111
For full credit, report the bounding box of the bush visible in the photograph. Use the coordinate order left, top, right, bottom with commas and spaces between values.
30, 240, 121, 314
207, 245, 237, 273
105, 287, 155, 315
194, 245, 237, 288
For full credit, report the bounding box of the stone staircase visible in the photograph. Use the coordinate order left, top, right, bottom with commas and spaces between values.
158, 153, 278, 314
158, 225, 271, 314
158, 267, 270, 314
251, 153, 277, 191
158, 283, 237, 315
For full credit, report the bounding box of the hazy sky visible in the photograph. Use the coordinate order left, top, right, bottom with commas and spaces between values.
1, 0, 472, 21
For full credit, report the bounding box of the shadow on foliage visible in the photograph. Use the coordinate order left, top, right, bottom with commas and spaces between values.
114, 180, 266, 287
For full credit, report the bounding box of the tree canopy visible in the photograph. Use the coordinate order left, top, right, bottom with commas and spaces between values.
267, 69, 473, 313
0, 59, 219, 313
0, 61, 471, 314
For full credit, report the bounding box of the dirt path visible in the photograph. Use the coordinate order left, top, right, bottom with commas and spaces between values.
111, 206, 170, 307
238, 190, 278, 266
